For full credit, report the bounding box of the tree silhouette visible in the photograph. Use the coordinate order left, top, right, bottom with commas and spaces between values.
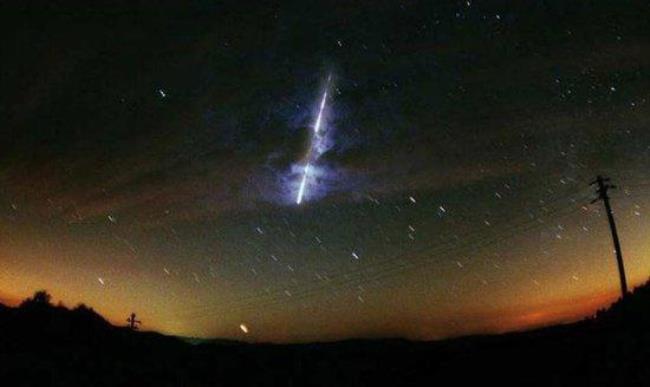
20, 290, 52, 308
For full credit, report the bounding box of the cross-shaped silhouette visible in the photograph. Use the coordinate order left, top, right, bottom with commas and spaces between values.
127, 312, 142, 330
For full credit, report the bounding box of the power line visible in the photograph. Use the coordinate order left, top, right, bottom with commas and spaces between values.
223, 204, 588, 318
172, 188, 590, 320
168, 188, 591, 322
172, 186, 588, 319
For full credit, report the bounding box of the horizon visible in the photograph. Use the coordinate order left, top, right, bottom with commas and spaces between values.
2, 1, 650, 343
0, 284, 627, 343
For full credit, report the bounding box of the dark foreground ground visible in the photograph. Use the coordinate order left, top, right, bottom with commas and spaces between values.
2, 283, 650, 387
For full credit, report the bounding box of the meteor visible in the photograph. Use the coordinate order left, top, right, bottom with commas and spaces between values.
296, 163, 310, 204
296, 76, 331, 205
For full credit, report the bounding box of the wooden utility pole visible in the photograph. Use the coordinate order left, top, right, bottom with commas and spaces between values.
127, 312, 142, 330
590, 175, 628, 298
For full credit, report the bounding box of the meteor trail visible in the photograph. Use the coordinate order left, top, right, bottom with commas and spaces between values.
296, 164, 310, 205
296, 76, 331, 205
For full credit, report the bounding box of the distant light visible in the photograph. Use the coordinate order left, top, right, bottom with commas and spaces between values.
239, 324, 249, 334
158, 89, 167, 98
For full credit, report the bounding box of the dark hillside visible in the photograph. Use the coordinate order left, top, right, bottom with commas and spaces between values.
2, 283, 650, 386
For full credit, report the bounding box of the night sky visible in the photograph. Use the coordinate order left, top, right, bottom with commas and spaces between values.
1, 1, 650, 342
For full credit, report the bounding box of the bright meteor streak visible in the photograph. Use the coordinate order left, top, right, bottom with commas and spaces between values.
296, 76, 331, 205
314, 91, 327, 134
296, 163, 310, 205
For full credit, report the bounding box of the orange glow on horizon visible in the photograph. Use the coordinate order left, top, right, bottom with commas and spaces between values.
0, 280, 631, 341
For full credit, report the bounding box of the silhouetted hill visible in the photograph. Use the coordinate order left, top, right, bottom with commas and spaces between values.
0, 291, 189, 386
591, 279, 650, 328
2, 284, 650, 386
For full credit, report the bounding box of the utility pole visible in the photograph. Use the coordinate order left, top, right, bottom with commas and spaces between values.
590, 175, 628, 298
127, 312, 142, 330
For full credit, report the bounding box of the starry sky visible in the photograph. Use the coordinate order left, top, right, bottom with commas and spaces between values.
1, 1, 650, 342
